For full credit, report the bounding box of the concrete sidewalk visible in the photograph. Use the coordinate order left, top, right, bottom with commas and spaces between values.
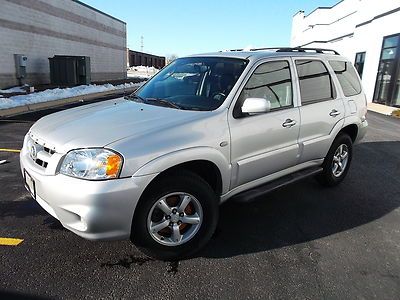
367, 102, 398, 116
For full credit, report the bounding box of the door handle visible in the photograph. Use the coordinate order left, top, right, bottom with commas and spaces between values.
282, 119, 296, 128
329, 109, 341, 117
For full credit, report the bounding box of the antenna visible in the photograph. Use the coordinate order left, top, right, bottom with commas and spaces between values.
140, 36, 144, 52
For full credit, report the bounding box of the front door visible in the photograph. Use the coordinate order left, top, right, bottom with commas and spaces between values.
228, 59, 300, 188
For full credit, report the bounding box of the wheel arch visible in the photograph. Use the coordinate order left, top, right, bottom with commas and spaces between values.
133, 147, 230, 195
338, 123, 358, 142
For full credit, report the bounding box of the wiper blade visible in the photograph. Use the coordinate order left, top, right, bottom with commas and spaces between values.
125, 95, 184, 110
124, 94, 146, 103
145, 98, 184, 110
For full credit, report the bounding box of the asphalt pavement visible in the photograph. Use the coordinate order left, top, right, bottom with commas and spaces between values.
0, 104, 399, 299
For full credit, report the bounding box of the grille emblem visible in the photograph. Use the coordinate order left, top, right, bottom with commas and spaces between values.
30, 144, 37, 160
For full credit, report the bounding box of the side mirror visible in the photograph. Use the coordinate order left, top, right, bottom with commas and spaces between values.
241, 98, 271, 114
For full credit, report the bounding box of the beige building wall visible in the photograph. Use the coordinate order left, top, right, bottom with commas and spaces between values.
0, 0, 127, 88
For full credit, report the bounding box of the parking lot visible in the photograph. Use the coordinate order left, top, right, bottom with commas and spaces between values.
0, 101, 399, 299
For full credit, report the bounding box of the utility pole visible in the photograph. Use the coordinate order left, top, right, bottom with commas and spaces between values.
140, 36, 144, 52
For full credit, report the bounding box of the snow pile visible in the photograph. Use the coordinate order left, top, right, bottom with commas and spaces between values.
0, 85, 27, 94
0, 82, 139, 110
127, 65, 159, 79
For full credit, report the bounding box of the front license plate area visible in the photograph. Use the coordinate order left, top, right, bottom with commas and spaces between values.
24, 169, 36, 199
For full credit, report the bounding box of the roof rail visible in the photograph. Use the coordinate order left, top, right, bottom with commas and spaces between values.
224, 47, 340, 55
275, 47, 340, 55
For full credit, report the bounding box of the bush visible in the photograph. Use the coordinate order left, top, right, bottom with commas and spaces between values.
392, 109, 400, 118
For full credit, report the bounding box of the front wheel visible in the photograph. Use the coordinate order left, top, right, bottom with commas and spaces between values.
317, 133, 353, 187
131, 171, 218, 260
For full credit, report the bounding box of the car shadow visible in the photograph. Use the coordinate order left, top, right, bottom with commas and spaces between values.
199, 141, 400, 259
0, 195, 47, 219
1, 141, 399, 262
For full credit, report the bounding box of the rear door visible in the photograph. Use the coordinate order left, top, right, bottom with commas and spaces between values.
293, 58, 345, 163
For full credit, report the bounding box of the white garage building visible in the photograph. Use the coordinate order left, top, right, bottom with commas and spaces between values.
291, 0, 400, 108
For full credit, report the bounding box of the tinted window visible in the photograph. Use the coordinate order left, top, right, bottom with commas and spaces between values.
295, 60, 334, 104
329, 60, 362, 97
235, 61, 292, 117
136, 57, 247, 111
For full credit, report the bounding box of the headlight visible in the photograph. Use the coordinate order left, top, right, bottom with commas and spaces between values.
59, 148, 123, 180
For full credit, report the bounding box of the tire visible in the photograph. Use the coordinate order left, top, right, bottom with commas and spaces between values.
131, 171, 219, 261
316, 133, 353, 187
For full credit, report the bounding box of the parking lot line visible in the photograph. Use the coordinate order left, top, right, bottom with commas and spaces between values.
0, 238, 24, 246
0, 148, 21, 153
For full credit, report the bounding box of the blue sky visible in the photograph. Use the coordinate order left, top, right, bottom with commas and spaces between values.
83, 0, 338, 57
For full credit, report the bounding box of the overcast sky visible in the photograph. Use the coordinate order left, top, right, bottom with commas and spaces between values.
83, 0, 338, 57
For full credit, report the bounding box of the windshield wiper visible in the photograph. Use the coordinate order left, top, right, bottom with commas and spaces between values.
145, 98, 184, 110
124, 94, 146, 103
125, 94, 184, 110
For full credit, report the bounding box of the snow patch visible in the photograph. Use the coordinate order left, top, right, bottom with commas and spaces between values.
0, 82, 139, 110
127, 65, 159, 79
0, 85, 27, 94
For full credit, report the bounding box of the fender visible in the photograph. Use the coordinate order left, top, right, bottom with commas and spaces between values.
132, 146, 232, 194
343, 114, 367, 143
323, 115, 362, 157
320, 117, 345, 158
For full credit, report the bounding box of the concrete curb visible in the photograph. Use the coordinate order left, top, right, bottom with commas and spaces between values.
0, 86, 138, 118
367, 102, 398, 116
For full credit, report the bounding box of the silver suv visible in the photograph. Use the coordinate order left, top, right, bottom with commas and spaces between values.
20, 47, 368, 260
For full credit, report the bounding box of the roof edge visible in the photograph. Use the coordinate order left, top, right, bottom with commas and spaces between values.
305, 0, 344, 18
72, 0, 126, 24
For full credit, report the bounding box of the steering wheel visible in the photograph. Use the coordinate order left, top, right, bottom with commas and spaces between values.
211, 92, 226, 101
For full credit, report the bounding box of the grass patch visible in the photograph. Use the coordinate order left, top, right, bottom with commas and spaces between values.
391, 109, 400, 118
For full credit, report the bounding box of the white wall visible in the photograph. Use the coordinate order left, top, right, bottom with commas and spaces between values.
291, 0, 400, 102
0, 0, 127, 88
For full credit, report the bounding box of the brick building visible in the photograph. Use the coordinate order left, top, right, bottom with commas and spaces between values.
128, 50, 166, 69
0, 0, 127, 88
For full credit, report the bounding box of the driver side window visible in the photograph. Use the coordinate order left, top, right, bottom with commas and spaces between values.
234, 60, 293, 117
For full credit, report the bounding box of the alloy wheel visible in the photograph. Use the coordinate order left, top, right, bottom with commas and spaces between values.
331, 144, 349, 177
146, 192, 203, 246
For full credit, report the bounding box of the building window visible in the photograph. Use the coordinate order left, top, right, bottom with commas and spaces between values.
373, 33, 400, 107
354, 52, 366, 78
295, 60, 334, 104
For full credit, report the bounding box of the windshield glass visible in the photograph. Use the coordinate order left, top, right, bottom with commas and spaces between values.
135, 57, 248, 111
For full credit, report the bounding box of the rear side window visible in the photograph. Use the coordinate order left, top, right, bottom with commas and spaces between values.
295, 60, 334, 104
329, 60, 362, 97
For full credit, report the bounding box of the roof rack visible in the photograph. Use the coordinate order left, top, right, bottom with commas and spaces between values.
225, 47, 340, 55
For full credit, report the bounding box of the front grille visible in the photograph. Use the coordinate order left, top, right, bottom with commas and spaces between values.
26, 136, 56, 170
43, 147, 56, 155
35, 158, 48, 168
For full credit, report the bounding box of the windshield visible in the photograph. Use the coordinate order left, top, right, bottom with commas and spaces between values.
134, 57, 248, 111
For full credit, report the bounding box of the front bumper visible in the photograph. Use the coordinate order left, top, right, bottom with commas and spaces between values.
20, 147, 157, 241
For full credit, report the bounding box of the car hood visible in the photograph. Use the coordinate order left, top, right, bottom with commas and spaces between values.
29, 98, 211, 153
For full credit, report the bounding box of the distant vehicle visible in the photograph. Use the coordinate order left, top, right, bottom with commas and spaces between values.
20, 47, 368, 260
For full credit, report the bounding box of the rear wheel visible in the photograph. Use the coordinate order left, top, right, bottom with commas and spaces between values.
131, 171, 218, 260
317, 133, 353, 187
